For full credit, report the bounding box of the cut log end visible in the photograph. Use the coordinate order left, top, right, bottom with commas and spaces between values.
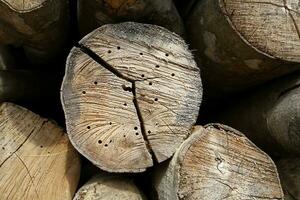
61, 22, 202, 172
73, 174, 146, 200
0, 102, 81, 200
1, 0, 46, 12
154, 124, 283, 200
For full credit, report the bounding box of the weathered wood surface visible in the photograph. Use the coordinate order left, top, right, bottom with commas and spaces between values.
0, 0, 69, 64
61, 22, 202, 172
74, 174, 146, 200
154, 124, 283, 200
78, 0, 185, 36
219, 72, 300, 157
0, 102, 81, 200
276, 158, 300, 200
186, 0, 300, 97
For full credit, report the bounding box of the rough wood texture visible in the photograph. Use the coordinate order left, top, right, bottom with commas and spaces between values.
61, 22, 202, 172
186, 0, 300, 97
78, 0, 185, 37
276, 158, 300, 200
219, 72, 300, 157
0, 102, 81, 200
154, 124, 283, 200
74, 174, 146, 200
0, 0, 69, 64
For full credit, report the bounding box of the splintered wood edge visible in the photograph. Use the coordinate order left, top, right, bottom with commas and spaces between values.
219, 0, 300, 62
1, 0, 47, 12
74, 174, 146, 200
157, 124, 283, 200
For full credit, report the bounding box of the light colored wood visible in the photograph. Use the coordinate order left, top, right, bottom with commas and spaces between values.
61, 22, 202, 172
0, 0, 69, 64
186, 0, 300, 97
0, 102, 81, 200
78, 0, 185, 37
219, 72, 300, 157
73, 174, 146, 200
276, 158, 300, 200
154, 124, 283, 200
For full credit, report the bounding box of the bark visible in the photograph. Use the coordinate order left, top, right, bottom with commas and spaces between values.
74, 174, 146, 200
61, 22, 202, 172
77, 0, 185, 37
186, 0, 300, 97
0, 102, 81, 200
276, 158, 300, 200
0, 0, 69, 64
219, 72, 300, 157
153, 124, 284, 200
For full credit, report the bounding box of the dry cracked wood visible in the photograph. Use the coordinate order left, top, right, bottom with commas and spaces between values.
73, 174, 146, 200
61, 22, 202, 172
0, 102, 81, 200
0, 0, 69, 64
153, 124, 283, 200
276, 158, 300, 200
186, 0, 300, 97
219, 72, 300, 157
77, 0, 185, 37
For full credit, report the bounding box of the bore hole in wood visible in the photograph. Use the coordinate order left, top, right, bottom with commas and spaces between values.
148, 130, 151, 134
171, 73, 175, 77
122, 85, 132, 92
40, 145, 43, 148
156, 122, 159, 125
94, 81, 98, 85
123, 135, 126, 137
165, 53, 169, 57
135, 132, 139, 135
87, 126, 91, 129
140, 53, 143, 55
155, 98, 158, 101
134, 127, 138, 130
141, 74, 145, 78
108, 50, 111, 53
117, 46, 120, 50
149, 82, 153, 85
156, 65, 160, 68
98, 140, 102, 144
82, 91, 86, 94
104, 144, 108, 147
109, 122, 112, 125
109, 140, 112, 143
124, 103, 127, 106
2, 147, 5, 150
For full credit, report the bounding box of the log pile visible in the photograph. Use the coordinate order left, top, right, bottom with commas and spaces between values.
0, 0, 299, 199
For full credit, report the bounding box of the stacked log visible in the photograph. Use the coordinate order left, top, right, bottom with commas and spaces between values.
0, 102, 81, 200
219, 72, 300, 157
186, 0, 300, 97
74, 174, 146, 200
0, 0, 69, 64
153, 124, 283, 200
61, 22, 202, 172
77, 0, 185, 36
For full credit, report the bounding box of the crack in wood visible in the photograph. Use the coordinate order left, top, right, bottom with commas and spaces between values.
76, 44, 157, 162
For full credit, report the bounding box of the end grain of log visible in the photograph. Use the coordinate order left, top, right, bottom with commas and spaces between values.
153, 124, 283, 200
219, 72, 300, 157
0, 102, 81, 200
187, 0, 300, 97
276, 158, 300, 200
73, 174, 146, 200
61, 22, 202, 172
0, 0, 69, 64
78, 0, 185, 37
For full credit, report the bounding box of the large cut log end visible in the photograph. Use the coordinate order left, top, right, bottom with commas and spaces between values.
0, 102, 81, 200
154, 124, 283, 200
61, 22, 202, 172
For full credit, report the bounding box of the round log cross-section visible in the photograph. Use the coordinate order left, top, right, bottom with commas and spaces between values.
154, 124, 283, 200
187, 0, 300, 97
61, 22, 202, 172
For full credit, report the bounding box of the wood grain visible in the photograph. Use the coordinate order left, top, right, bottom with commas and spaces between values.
61, 22, 202, 172
0, 102, 81, 200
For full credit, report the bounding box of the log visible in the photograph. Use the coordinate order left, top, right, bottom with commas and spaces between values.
0, 45, 16, 70
61, 22, 202, 172
186, 0, 300, 97
153, 124, 283, 200
219, 72, 300, 157
74, 174, 146, 200
0, 0, 69, 64
276, 158, 300, 200
0, 102, 81, 200
77, 0, 185, 37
